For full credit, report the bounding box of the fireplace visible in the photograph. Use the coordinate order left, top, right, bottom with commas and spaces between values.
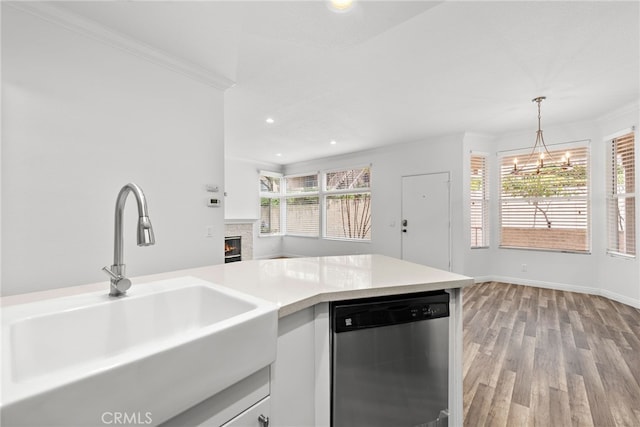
224, 236, 242, 263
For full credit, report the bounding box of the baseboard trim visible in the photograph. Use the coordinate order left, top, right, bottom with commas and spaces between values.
601, 289, 640, 310
475, 275, 640, 309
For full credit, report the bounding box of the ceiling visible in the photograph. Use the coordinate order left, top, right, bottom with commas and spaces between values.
56, 1, 639, 165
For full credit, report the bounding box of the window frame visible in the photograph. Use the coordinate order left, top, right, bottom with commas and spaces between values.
258, 166, 372, 241
605, 128, 636, 258
498, 140, 591, 254
470, 152, 489, 249
323, 165, 372, 242
259, 171, 284, 236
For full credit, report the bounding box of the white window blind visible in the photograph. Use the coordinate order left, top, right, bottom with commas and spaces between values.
499, 145, 590, 252
470, 154, 489, 248
285, 174, 319, 237
325, 167, 371, 240
607, 131, 636, 256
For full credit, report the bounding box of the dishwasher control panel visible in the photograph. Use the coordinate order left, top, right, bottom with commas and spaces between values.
332, 291, 449, 333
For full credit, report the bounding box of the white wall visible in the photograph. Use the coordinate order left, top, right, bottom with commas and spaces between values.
282, 134, 466, 272
223, 156, 283, 259
1, 6, 226, 296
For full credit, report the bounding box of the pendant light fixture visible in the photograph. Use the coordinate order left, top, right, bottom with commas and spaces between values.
512, 96, 572, 175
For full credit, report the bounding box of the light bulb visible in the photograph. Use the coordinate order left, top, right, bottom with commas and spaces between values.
328, 0, 354, 12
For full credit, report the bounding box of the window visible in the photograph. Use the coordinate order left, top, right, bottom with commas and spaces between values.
325, 167, 371, 240
258, 167, 372, 240
259, 173, 282, 235
499, 144, 589, 252
285, 174, 319, 237
606, 131, 635, 257
470, 154, 489, 248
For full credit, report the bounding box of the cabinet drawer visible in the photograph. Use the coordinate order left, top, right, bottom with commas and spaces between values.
221, 396, 270, 427
161, 367, 269, 427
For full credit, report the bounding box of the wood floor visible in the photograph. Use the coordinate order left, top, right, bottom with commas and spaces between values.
462, 282, 640, 427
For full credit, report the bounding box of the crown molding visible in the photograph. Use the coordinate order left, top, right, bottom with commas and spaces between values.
7, 2, 236, 91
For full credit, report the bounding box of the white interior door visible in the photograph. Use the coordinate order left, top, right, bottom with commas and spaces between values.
401, 172, 451, 270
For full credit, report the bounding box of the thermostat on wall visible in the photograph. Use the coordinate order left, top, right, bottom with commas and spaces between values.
207, 198, 221, 207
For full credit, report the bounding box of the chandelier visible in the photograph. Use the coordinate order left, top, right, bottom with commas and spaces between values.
512, 96, 571, 175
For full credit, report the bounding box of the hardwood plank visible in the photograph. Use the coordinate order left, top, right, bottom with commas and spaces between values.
465, 382, 495, 426
484, 369, 516, 427
505, 402, 531, 427
566, 373, 594, 427
576, 348, 614, 426
548, 387, 572, 427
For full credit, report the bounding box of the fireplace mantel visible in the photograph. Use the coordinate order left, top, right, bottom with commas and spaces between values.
224, 218, 258, 225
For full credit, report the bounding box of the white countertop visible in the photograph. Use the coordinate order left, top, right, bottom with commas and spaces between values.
1, 254, 474, 317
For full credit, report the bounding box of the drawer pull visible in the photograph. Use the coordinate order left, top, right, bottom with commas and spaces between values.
258, 414, 269, 427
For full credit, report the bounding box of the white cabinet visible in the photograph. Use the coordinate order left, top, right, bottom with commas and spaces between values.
270, 304, 330, 427
221, 397, 270, 427
161, 367, 270, 427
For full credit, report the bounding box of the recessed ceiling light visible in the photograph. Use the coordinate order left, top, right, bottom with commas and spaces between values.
276, 153, 282, 157
328, 0, 354, 13
266, 117, 275, 124
330, 140, 337, 145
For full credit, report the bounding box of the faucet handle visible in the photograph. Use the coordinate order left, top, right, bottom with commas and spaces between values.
102, 266, 132, 295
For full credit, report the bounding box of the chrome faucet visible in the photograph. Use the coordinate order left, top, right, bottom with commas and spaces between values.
102, 183, 155, 296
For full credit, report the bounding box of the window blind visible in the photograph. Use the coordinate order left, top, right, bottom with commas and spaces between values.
470, 154, 489, 248
607, 132, 635, 256
499, 145, 590, 252
286, 174, 319, 194
285, 196, 320, 236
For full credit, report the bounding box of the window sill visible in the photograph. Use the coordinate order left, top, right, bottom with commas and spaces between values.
499, 245, 591, 255
323, 237, 371, 243
606, 251, 636, 260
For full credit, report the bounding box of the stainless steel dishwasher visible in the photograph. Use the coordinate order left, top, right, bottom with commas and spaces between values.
331, 291, 449, 427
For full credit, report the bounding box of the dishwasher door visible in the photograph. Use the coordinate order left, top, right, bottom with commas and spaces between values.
331, 292, 449, 427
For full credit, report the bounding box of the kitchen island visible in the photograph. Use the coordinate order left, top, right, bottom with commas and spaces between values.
1, 254, 474, 426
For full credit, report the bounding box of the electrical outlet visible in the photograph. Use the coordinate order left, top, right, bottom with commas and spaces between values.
521, 264, 527, 272
205, 226, 214, 237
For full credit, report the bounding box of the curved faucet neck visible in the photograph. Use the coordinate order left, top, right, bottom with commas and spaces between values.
113, 183, 152, 267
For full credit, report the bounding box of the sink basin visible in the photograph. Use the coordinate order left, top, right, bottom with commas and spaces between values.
1, 276, 278, 426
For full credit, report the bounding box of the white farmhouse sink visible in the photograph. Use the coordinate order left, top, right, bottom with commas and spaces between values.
1, 276, 278, 426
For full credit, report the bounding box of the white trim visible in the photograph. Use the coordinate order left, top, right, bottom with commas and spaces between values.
472, 275, 640, 309
7, 2, 235, 90
224, 218, 258, 224
259, 170, 283, 178
470, 150, 490, 156
600, 289, 640, 310
603, 127, 636, 142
